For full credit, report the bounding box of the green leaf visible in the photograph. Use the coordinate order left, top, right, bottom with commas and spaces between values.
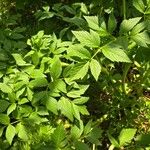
58, 97, 74, 121
135, 133, 150, 146
32, 91, 47, 105
133, 0, 145, 13
17, 123, 28, 141
72, 30, 100, 48
118, 128, 137, 146
73, 97, 89, 105
74, 141, 90, 150
108, 133, 120, 148
29, 112, 48, 124
120, 17, 141, 34
10, 33, 24, 40
131, 31, 150, 47
71, 125, 82, 140
0, 114, 10, 125
90, 59, 101, 81
51, 124, 67, 148
29, 77, 48, 88
32, 51, 39, 66
46, 97, 58, 115
84, 16, 100, 31
49, 79, 67, 95
78, 106, 89, 115
12, 54, 29, 66
67, 85, 89, 98
0, 100, 10, 113
6, 124, 16, 145
0, 127, 4, 137
84, 120, 92, 135
86, 127, 102, 145
66, 62, 89, 81
81, 3, 88, 14
131, 22, 146, 35
0, 83, 12, 93
72, 103, 80, 120
7, 103, 16, 115
108, 13, 117, 33
30, 69, 46, 78
102, 45, 131, 62
13, 27, 26, 33
67, 44, 91, 60
27, 87, 33, 101
50, 56, 62, 80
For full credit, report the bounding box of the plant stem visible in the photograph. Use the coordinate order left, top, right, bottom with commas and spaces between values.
92, 144, 96, 150
123, 0, 126, 19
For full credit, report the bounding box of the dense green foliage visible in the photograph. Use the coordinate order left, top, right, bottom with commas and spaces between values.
0, 0, 150, 149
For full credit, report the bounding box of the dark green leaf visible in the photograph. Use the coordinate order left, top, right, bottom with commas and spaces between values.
0, 114, 10, 125
108, 13, 117, 33
74, 141, 90, 150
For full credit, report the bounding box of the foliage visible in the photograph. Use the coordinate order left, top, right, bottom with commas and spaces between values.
0, 0, 150, 149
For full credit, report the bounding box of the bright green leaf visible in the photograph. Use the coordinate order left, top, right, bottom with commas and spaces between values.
0, 83, 12, 93
119, 128, 137, 146
84, 16, 100, 31
131, 31, 150, 47
29, 77, 48, 88
12, 54, 30, 66
6, 124, 16, 145
66, 62, 89, 81
7, 103, 16, 115
50, 56, 62, 80
72, 30, 100, 48
102, 45, 131, 62
72, 103, 80, 120
17, 123, 28, 141
90, 59, 101, 81
58, 97, 73, 121
120, 17, 141, 34
73, 97, 89, 105
51, 124, 67, 148
67, 44, 91, 60
133, 0, 145, 13
46, 97, 58, 115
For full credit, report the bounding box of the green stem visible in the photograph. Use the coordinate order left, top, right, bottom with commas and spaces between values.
123, 0, 126, 19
